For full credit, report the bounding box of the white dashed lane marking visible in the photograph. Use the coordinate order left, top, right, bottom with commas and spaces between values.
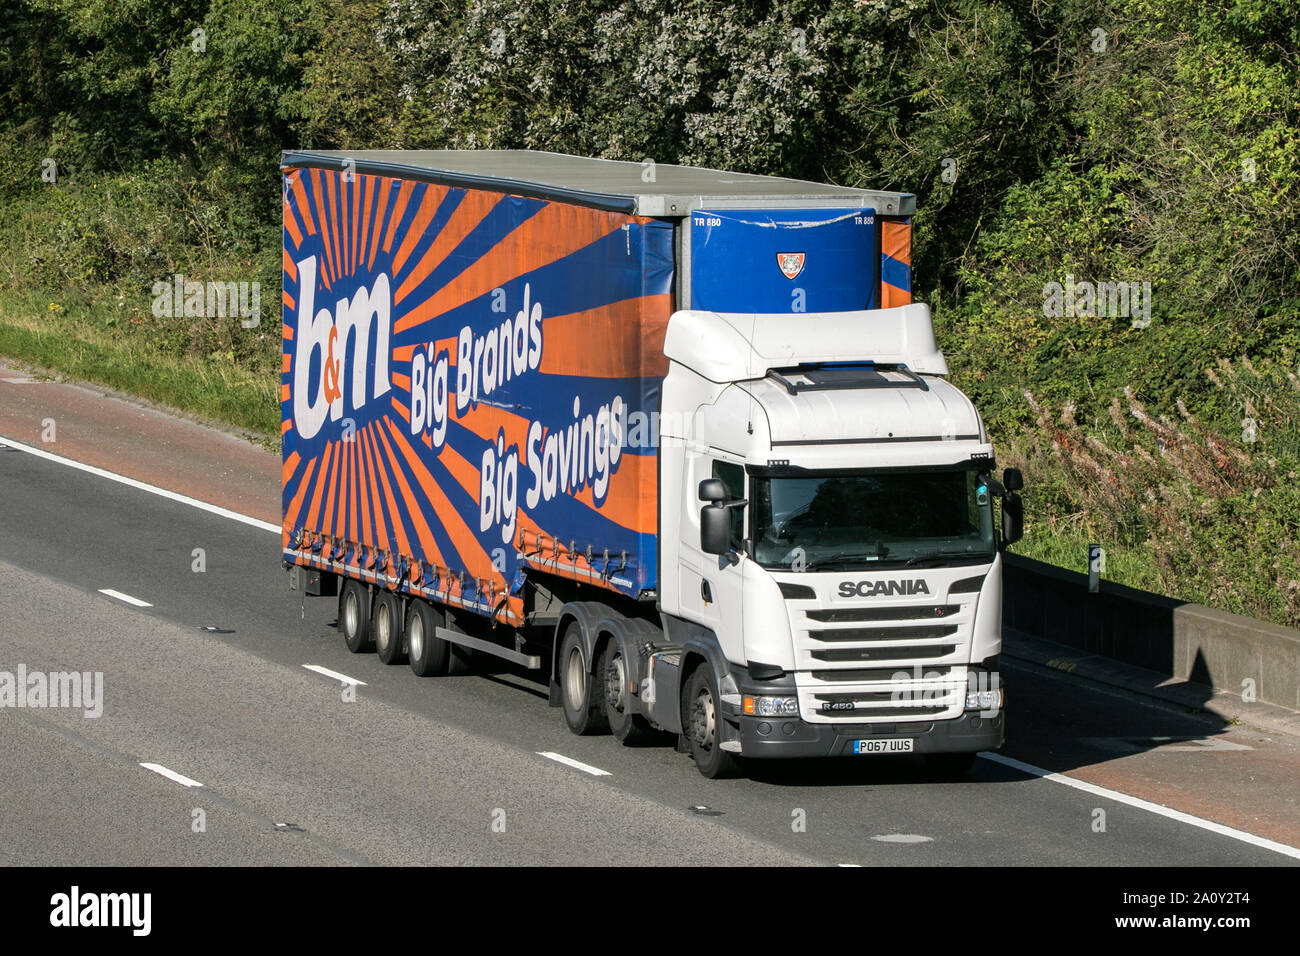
302, 664, 367, 686
98, 588, 153, 608
139, 763, 203, 788
537, 752, 612, 777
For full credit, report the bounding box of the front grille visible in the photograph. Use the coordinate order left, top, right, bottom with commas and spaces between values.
808, 624, 959, 642
818, 705, 950, 719
815, 691, 907, 704
809, 666, 954, 682
791, 586, 981, 723
812, 644, 957, 663
806, 605, 961, 623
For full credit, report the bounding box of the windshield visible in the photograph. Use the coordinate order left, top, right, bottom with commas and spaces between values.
751, 470, 995, 570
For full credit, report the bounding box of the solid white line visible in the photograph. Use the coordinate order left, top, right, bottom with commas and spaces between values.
537, 752, 612, 777
139, 762, 203, 788
302, 664, 367, 686
980, 751, 1300, 860
0, 435, 279, 534
98, 588, 153, 608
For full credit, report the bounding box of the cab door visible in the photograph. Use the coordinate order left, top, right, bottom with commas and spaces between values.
677, 450, 747, 665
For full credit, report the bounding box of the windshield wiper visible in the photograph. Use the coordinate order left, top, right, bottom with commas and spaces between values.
904, 550, 984, 567
803, 545, 890, 570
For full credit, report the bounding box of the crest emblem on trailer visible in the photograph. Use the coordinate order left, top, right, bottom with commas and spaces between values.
777, 252, 806, 280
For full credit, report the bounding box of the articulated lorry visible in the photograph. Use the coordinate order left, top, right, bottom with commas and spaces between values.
279, 150, 1024, 778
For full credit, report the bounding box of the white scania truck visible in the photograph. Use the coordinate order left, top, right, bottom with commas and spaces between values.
280, 150, 1023, 778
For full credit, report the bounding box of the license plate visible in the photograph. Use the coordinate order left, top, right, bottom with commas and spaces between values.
852, 738, 914, 754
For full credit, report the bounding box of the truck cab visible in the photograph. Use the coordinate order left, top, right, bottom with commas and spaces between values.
649, 303, 1023, 776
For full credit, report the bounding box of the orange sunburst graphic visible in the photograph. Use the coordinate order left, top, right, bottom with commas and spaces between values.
282, 163, 670, 613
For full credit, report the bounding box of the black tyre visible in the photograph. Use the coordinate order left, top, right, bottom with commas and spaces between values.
924, 752, 977, 778
600, 638, 657, 745
559, 622, 608, 736
372, 591, 405, 664
406, 599, 450, 677
683, 666, 743, 779
339, 580, 373, 653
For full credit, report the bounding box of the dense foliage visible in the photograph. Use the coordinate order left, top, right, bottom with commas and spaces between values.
0, 0, 1296, 622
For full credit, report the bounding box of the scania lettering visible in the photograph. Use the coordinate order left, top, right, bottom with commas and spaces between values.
838, 579, 932, 598
279, 150, 1025, 778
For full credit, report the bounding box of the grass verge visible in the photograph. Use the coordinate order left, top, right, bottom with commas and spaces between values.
0, 294, 279, 447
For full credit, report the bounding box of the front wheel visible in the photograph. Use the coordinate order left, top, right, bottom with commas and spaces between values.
683, 667, 742, 779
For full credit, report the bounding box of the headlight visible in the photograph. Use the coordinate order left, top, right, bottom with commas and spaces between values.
744, 695, 799, 717
965, 688, 1003, 711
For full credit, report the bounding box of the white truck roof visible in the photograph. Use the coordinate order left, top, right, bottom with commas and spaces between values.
664, 304, 949, 380
739, 374, 984, 447
666, 305, 987, 457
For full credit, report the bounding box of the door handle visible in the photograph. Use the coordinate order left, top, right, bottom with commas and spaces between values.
701, 580, 713, 605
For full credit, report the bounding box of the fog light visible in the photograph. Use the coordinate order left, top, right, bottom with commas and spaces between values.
743, 695, 799, 717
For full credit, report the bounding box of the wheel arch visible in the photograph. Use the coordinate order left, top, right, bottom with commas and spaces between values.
661, 615, 741, 738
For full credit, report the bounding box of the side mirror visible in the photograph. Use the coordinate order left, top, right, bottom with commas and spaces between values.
701, 505, 732, 555
699, 478, 727, 503
1001, 493, 1024, 547
1003, 467, 1023, 492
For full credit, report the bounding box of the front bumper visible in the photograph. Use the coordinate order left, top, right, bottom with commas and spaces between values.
736, 708, 1004, 759
726, 664, 1004, 759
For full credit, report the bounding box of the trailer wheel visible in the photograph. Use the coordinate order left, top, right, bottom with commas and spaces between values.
600, 639, 656, 745
373, 591, 405, 665
406, 600, 450, 677
559, 622, 608, 736
339, 580, 373, 653
683, 667, 742, 779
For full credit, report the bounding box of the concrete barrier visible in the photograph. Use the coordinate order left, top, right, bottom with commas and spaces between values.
1003, 553, 1300, 712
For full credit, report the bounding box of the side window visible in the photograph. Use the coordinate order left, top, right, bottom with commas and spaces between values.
712, 460, 745, 546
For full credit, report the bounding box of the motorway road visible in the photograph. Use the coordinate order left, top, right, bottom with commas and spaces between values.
1, 379, 1298, 866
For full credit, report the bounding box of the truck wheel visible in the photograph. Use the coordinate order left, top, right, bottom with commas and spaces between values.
924, 752, 977, 778
600, 639, 655, 745
339, 580, 373, 653
559, 622, 608, 736
683, 667, 742, 779
373, 591, 405, 664
406, 599, 450, 677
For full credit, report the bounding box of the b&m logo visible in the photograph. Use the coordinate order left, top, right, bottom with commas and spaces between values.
292, 255, 392, 441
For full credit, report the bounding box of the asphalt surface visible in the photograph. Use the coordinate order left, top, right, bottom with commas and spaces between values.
1, 432, 1297, 867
